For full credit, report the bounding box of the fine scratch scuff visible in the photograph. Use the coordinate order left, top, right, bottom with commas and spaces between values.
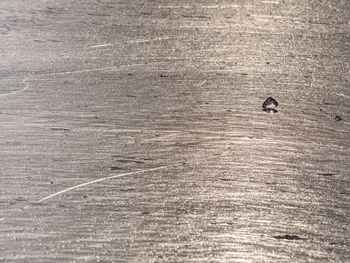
89, 37, 184, 49
39, 63, 146, 76
0, 217, 5, 222
336, 93, 350, 99
0, 77, 30, 98
90, 43, 113, 48
37, 164, 181, 203
40, 66, 121, 76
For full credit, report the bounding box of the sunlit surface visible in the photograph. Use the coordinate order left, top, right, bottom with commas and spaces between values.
0, 0, 349, 262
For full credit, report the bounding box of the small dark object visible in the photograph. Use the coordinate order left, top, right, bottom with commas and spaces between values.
317, 173, 336, 177
273, 234, 306, 241
110, 166, 122, 171
262, 97, 278, 113
51, 127, 71, 131
335, 115, 342, 121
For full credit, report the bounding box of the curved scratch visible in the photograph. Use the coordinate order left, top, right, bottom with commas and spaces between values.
41, 66, 121, 76
37, 164, 181, 203
0, 77, 30, 98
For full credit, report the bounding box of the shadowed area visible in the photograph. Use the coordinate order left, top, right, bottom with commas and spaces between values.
0, 0, 349, 262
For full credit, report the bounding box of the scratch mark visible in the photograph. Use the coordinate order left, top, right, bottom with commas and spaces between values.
90, 43, 113, 48
0, 217, 5, 222
39, 63, 146, 76
310, 73, 315, 88
261, 0, 280, 4
141, 132, 182, 143
126, 37, 175, 44
37, 164, 181, 203
0, 77, 30, 98
89, 37, 184, 49
40, 66, 121, 76
336, 93, 350, 99
198, 80, 207, 87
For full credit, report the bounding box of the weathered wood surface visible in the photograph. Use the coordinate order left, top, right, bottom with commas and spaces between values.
0, 0, 349, 262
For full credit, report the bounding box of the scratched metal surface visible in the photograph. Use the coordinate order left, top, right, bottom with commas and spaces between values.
0, 0, 349, 262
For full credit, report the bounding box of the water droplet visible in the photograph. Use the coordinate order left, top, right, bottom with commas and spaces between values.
262, 97, 278, 113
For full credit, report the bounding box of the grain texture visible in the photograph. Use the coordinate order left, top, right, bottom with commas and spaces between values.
0, 0, 349, 262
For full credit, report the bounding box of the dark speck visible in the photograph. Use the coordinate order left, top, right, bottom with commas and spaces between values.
110, 166, 122, 171
335, 115, 342, 121
317, 173, 336, 177
160, 74, 167, 77
273, 234, 306, 241
51, 127, 71, 131
262, 97, 278, 113
14, 197, 27, 202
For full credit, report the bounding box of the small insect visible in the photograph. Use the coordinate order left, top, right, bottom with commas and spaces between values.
335, 115, 342, 121
262, 97, 278, 113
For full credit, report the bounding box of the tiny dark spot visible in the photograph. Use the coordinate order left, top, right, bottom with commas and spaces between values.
82, 195, 88, 198
219, 178, 236, 182
110, 166, 122, 171
50, 181, 54, 184
273, 234, 306, 241
119, 188, 136, 192
126, 94, 137, 98
339, 192, 349, 195
335, 115, 342, 121
266, 62, 270, 64
51, 127, 71, 131
226, 109, 232, 112
319, 108, 323, 111
317, 173, 336, 177
141, 211, 150, 215
14, 197, 27, 202
128, 73, 133, 76
241, 73, 248, 76
160, 74, 167, 77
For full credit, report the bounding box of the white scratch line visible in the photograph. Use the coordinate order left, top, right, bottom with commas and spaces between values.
261, 0, 280, 4
37, 164, 181, 203
0, 77, 30, 98
336, 93, 350, 98
126, 37, 173, 44
141, 132, 182, 143
89, 37, 183, 48
0, 217, 5, 222
90, 43, 113, 48
40, 66, 121, 76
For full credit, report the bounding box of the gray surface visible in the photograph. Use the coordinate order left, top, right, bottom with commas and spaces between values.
0, 0, 350, 262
